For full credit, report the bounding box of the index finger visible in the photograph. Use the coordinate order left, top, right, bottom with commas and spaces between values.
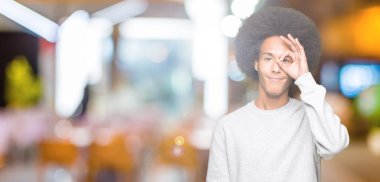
280, 35, 297, 53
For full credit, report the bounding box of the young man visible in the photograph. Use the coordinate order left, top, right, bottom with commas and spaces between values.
206, 7, 349, 182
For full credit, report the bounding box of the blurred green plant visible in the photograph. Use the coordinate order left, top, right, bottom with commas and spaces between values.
5, 56, 42, 108
355, 84, 380, 127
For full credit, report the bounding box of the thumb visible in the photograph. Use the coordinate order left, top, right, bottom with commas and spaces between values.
277, 50, 292, 73
275, 59, 289, 74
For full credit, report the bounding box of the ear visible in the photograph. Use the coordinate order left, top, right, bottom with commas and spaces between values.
254, 60, 258, 71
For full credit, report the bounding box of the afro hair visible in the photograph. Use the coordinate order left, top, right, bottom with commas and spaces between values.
235, 7, 321, 80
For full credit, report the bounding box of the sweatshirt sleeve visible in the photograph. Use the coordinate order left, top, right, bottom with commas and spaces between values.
295, 72, 350, 160
206, 122, 230, 182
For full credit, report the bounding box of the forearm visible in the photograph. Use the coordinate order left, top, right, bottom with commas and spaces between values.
295, 72, 350, 159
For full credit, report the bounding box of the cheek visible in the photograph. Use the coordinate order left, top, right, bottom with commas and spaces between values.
256, 62, 270, 72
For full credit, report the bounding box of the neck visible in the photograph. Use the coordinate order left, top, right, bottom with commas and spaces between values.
254, 89, 290, 110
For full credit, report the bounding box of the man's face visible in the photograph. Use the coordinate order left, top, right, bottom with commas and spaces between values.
254, 36, 292, 98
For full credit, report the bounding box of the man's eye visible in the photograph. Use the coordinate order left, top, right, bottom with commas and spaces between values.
282, 58, 291, 63
264, 57, 272, 61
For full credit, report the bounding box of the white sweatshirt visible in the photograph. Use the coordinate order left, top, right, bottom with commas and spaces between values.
206, 72, 349, 182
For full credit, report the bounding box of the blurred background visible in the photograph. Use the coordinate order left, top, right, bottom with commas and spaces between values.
0, 0, 380, 181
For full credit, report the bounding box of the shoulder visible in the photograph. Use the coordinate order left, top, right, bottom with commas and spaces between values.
210, 105, 248, 140
214, 104, 250, 130
290, 98, 308, 115
291, 98, 305, 107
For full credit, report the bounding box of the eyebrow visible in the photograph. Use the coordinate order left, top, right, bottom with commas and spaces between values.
261, 53, 274, 57
261, 52, 273, 56
261, 52, 290, 58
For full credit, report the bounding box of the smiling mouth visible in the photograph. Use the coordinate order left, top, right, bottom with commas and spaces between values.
267, 77, 285, 82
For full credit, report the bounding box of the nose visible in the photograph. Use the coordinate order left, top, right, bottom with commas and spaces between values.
271, 60, 282, 73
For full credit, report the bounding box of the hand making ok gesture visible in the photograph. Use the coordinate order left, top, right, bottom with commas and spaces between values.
277, 34, 309, 80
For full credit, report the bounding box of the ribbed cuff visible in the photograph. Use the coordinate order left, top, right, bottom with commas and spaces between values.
294, 72, 318, 93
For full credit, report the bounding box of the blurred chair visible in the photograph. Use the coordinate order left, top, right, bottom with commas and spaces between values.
150, 133, 201, 182
0, 153, 5, 169
87, 134, 134, 182
37, 139, 78, 182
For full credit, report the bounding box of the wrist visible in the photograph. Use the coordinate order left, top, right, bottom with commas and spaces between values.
297, 70, 309, 79
294, 72, 321, 94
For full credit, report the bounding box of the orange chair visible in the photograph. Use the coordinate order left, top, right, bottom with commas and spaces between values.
37, 139, 78, 181
87, 134, 134, 182
0, 153, 5, 169
151, 133, 201, 182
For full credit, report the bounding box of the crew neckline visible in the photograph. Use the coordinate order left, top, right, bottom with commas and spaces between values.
248, 98, 294, 115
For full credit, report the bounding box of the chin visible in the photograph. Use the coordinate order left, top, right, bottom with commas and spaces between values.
258, 80, 290, 98
265, 89, 288, 98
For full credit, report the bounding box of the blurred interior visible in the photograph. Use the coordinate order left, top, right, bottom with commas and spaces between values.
1, 0, 380, 181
